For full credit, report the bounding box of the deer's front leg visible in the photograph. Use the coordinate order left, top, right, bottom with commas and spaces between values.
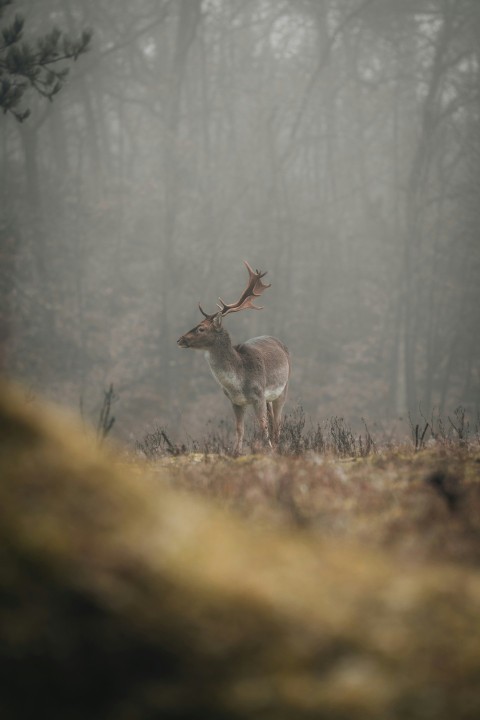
232, 404, 246, 456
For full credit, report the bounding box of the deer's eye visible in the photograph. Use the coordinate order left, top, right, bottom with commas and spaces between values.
197, 326, 205, 333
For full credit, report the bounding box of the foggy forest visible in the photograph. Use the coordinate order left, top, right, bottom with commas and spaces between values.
1, 0, 479, 444
3, 3, 480, 718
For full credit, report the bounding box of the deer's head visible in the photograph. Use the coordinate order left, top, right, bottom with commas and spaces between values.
177, 261, 271, 350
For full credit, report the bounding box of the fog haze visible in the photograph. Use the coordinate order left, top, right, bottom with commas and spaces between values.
1, 0, 479, 441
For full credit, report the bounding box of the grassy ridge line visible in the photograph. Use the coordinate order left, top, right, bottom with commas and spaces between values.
136, 405, 480, 458
1, 383, 480, 719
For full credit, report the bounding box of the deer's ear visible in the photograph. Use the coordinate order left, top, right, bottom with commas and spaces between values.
213, 313, 223, 331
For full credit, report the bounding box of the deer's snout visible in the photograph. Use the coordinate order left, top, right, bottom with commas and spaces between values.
177, 335, 189, 348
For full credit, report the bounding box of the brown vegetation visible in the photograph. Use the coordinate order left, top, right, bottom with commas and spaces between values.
1, 383, 480, 719
162, 449, 480, 567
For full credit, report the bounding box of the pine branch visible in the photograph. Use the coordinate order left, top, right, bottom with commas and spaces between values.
0, 4, 91, 120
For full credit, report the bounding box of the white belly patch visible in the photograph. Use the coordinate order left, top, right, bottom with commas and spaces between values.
265, 385, 286, 402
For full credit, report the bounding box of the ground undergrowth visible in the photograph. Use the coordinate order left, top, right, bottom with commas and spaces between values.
136, 405, 479, 458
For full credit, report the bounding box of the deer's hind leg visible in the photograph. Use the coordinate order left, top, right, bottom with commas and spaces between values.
271, 384, 288, 446
267, 402, 274, 439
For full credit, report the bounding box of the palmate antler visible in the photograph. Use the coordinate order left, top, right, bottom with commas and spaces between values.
199, 261, 271, 319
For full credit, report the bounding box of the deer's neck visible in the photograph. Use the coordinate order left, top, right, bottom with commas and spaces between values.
205, 331, 245, 398
205, 330, 240, 371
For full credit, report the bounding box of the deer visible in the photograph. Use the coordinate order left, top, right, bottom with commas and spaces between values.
177, 261, 291, 455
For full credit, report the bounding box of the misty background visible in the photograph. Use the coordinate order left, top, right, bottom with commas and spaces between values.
1, 0, 479, 443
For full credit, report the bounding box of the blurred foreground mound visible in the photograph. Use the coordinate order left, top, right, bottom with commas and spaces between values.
1, 383, 480, 720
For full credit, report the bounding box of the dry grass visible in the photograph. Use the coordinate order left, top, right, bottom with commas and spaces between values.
141, 446, 480, 567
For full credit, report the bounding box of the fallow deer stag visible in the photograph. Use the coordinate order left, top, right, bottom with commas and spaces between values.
177, 261, 290, 454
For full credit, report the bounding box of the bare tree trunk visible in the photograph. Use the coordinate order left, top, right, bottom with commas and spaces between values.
402, 6, 454, 413
158, 0, 202, 404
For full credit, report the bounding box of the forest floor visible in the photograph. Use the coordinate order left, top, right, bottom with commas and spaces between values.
127, 443, 480, 570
